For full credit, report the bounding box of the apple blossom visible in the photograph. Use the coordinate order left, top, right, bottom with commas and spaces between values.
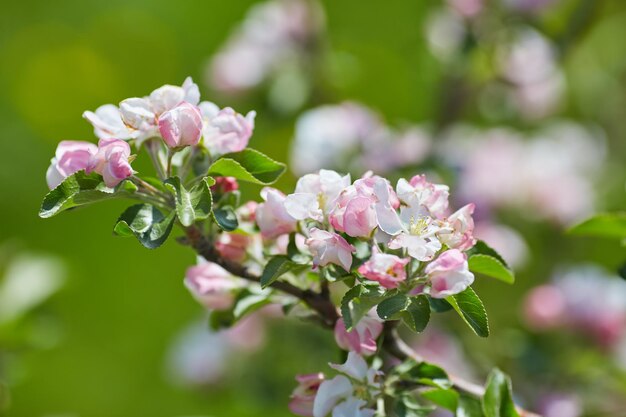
396, 174, 449, 219
184, 261, 242, 310
211, 176, 239, 194
289, 373, 325, 417
46, 141, 98, 189
86, 138, 133, 188
158, 102, 204, 148
200, 103, 256, 155
255, 187, 297, 239
438, 203, 476, 251
331, 398, 375, 417
305, 228, 355, 271
215, 233, 250, 263
313, 375, 353, 417
425, 249, 474, 298
284, 169, 351, 221
82, 104, 137, 140
334, 315, 383, 356
357, 250, 410, 289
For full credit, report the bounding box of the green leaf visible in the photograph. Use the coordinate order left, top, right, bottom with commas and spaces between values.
457, 394, 485, 417
207, 148, 286, 185
469, 255, 514, 284
482, 369, 520, 417
467, 240, 509, 268
377, 294, 409, 320
402, 295, 431, 332
422, 388, 459, 411
164, 176, 213, 227
395, 396, 434, 417
213, 206, 238, 231
208, 309, 235, 330
39, 171, 137, 218
395, 360, 452, 390
429, 297, 453, 313
233, 288, 273, 321
260, 255, 307, 288
113, 204, 175, 249
341, 284, 385, 331
446, 287, 489, 337
569, 213, 626, 239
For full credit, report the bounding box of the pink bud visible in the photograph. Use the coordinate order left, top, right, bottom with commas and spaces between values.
334, 316, 383, 356
211, 176, 239, 194
256, 188, 297, 239
425, 249, 474, 298
87, 138, 133, 188
305, 228, 356, 271
215, 233, 249, 263
289, 373, 325, 417
46, 141, 98, 189
203, 107, 255, 155
158, 102, 204, 148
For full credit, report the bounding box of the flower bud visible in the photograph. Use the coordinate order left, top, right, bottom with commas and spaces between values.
289, 373, 325, 417
87, 138, 133, 188
46, 141, 98, 189
211, 177, 239, 194
256, 188, 297, 239
305, 228, 355, 271
158, 102, 204, 148
202, 105, 255, 155
334, 316, 383, 356
184, 261, 240, 310
425, 249, 474, 298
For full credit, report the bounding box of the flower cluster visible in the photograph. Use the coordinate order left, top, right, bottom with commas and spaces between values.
46, 77, 255, 190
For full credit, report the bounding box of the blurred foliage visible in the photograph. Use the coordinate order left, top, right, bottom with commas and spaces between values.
1, 0, 626, 416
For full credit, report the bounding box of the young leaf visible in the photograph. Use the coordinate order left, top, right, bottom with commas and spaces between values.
446, 287, 489, 337
39, 171, 137, 218
402, 295, 431, 332
207, 148, 286, 185
457, 393, 485, 417
468, 255, 515, 284
467, 240, 509, 267
113, 204, 175, 249
395, 361, 452, 390
164, 176, 213, 227
260, 255, 307, 288
482, 369, 520, 417
569, 213, 626, 239
377, 294, 409, 320
213, 206, 238, 231
340, 284, 385, 331
233, 289, 273, 321
421, 388, 459, 411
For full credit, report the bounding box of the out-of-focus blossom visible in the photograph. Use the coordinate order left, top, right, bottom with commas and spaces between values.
290, 102, 432, 175
208, 0, 324, 94
473, 222, 529, 268
331, 398, 376, 417
440, 122, 605, 224
438, 204, 476, 251
87, 138, 133, 188
425, 9, 466, 62
358, 249, 410, 289
256, 187, 298, 239
305, 228, 355, 271
334, 315, 383, 356
199, 102, 256, 155
290, 373, 325, 416
46, 141, 98, 189
158, 102, 203, 148
184, 260, 242, 310
396, 175, 450, 219
537, 393, 582, 417
425, 249, 474, 298
285, 170, 351, 221
523, 266, 626, 347
504, 0, 557, 13
447, 0, 483, 18
215, 233, 250, 263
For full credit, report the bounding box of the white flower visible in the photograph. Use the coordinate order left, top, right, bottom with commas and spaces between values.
332, 398, 375, 417
284, 169, 351, 221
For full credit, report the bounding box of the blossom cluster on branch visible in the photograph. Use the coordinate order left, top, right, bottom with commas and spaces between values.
39, 77, 535, 417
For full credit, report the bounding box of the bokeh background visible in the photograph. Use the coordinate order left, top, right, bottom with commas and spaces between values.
1, 0, 625, 416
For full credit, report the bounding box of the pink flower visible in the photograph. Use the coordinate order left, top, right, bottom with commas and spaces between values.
289, 373, 325, 417
184, 261, 241, 310
305, 228, 356, 271
215, 233, 249, 263
200, 103, 256, 155
158, 102, 204, 148
237, 200, 258, 223
256, 188, 297, 239
425, 249, 474, 298
285, 169, 351, 221
46, 141, 98, 189
334, 315, 383, 356
358, 251, 410, 289
211, 176, 239, 194
439, 204, 476, 251
523, 285, 566, 330
396, 174, 449, 219
86, 138, 133, 188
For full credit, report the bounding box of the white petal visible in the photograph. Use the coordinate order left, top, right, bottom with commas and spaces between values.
313, 375, 352, 417
374, 180, 403, 235
284, 193, 322, 221
330, 352, 369, 380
